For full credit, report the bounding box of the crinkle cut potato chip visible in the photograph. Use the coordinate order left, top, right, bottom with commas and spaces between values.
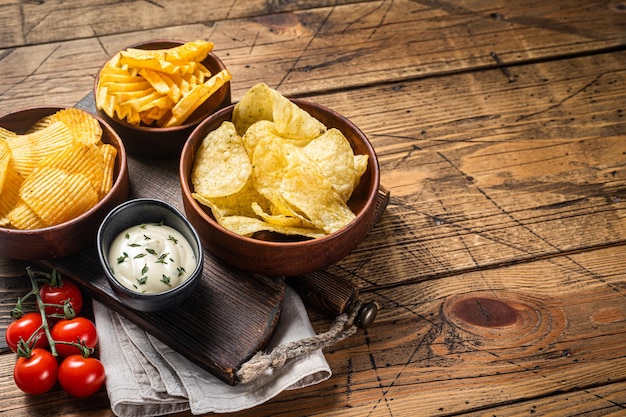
19, 167, 99, 226
191, 83, 368, 239
0, 108, 117, 230
96, 40, 232, 128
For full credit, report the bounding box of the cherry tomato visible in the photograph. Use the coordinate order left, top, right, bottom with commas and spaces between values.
58, 355, 105, 398
50, 317, 98, 358
5, 312, 49, 353
13, 348, 58, 395
39, 279, 83, 318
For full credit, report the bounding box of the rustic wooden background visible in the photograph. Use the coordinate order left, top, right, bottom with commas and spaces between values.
0, 0, 625, 415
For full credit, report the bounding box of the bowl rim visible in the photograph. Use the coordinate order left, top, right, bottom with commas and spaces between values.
179, 98, 381, 248
96, 197, 205, 299
0, 105, 128, 235
93, 39, 230, 133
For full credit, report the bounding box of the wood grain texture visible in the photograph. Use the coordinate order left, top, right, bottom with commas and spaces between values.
318, 51, 626, 290
0, 0, 625, 415
1, 0, 624, 114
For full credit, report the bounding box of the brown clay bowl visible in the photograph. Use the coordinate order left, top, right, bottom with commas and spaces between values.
180, 99, 380, 277
0, 106, 130, 260
94, 39, 232, 159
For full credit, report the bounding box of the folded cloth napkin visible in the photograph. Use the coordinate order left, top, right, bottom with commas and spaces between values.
93, 286, 332, 416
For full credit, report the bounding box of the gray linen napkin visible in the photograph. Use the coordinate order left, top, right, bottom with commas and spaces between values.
93, 286, 332, 416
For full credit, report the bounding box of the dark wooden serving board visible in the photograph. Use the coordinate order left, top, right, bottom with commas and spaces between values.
34, 94, 389, 386
35, 93, 287, 385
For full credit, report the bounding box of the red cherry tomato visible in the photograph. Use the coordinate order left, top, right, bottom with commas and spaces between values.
39, 279, 83, 318
5, 312, 49, 353
50, 317, 98, 358
58, 355, 106, 398
13, 348, 58, 395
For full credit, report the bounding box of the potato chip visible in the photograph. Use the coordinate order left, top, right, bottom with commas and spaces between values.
47, 108, 103, 145
99, 144, 117, 197
20, 167, 99, 226
162, 69, 232, 127
0, 109, 117, 230
303, 128, 368, 202
7, 121, 74, 177
0, 143, 22, 226
96, 41, 227, 127
241, 120, 282, 157
217, 215, 325, 239
191, 84, 367, 239
38, 142, 105, 193
124, 40, 214, 63
7, 199, 47, 230
0, 139, 11, 194
232, 83, 276, 135
280, 165, 355, 234
192, 121, 252, 198
232, 83, 326, 141
0, 127, 18, 141
192, 182, 266, 221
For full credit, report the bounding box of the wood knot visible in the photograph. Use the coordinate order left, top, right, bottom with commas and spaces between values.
450, 297, 517, 328
434, 291, 566, 358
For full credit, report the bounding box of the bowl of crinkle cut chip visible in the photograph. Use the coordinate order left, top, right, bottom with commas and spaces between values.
0, 106, 129, 260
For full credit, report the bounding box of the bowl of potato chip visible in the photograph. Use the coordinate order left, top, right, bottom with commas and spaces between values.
94, 39, 232, 158
180, 83, 380, 277
0, 106, 130, 260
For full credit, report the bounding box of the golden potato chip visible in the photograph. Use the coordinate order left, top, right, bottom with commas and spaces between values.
0, 146, 22, 226
191, 84, 368, 239
192, 121, 252, 198
123, 40, 214, 63
163, 40, 214, 62
232, 83, 326, 141
7, 199, 47, 230
241, 120, 281, 157
7, 121, 74, 177
0, 110, 117, 230
0, 139, 11, 194
119, 52, 192, 76
193, 178, 270, 220
47, 108, 103, 145
162, 69, 232, 127
303, 128, 368, 202
38, 142, 105, 193
232, 83, 276, 135
0, 127, 18, 141
280, 165, 355, 234
96, 41, 226, 127
218, 215, 325, 239
251, 202, 314, 228
99, 143, 117, 197
139, 69, 176, 98
19, 167, 99, 226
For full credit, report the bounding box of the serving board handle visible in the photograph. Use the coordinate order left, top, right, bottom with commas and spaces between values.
294, 185, 389, 327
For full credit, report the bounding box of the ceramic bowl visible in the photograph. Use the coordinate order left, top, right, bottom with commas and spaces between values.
179, 99, 380, 277
0, 106, 130, 260
96, 198, 204, 312
94, 40, 232, 159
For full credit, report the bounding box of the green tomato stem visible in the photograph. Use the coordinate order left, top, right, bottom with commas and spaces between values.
26, 267, 58, 357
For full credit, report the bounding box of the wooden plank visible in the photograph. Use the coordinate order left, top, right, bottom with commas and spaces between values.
463, 382, 626, 416
1, 0, 624, 114
0, 0, 364, 48
226, 244, 626, 416
308, 50, 626, 289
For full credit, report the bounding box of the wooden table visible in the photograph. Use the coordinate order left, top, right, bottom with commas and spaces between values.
1, 1, 625, 415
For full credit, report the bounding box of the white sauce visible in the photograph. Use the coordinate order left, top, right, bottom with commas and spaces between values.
108, 223, 197, 294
